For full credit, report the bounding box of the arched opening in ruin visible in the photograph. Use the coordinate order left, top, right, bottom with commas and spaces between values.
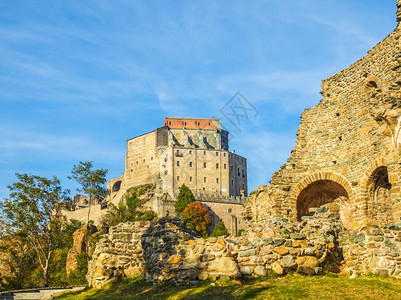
112, 180, 122, 193
367, 166, 392, 226
297, 180, 348, 221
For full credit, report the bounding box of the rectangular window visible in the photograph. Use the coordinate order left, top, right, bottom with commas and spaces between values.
189, 150, 192, 155
204, 151, 206, 155
136, 161, 139, 165
131, 169, 133, 173
189, 161, 193, 167
204, 177, 207, 183
190, 176, 192, 182
216, 178, 219, 183
224, 153, 226, 157
143, 159, 145, 163
231, 179, 234, 185
242, 169, 245, 178
242, 184, 245, 189
131, 162, 133, 166
177, 176, 180, 181
216, 163, 219, 169
151, 157, 153, 161
177, 161, 180, 167
238, 168, 240, 176
216, 152, 219, 156
224, 164, 227, 169
203, 162, 206, 168
231, 166, 233, 171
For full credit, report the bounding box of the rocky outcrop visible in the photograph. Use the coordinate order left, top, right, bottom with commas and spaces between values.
66, 224, 97, 276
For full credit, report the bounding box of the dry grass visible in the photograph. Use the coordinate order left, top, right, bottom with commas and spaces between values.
57, 274, 401, 300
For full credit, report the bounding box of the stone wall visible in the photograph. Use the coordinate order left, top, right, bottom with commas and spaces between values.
87, 206, 347, 287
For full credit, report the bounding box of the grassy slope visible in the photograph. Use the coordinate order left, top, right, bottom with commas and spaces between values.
57, 274, 401, 300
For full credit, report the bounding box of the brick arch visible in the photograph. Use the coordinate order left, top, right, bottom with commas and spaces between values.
288, 171, 354, 220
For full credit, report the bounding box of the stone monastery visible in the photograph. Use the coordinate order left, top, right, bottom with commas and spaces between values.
108, 117, 247, 201
86, 1, 401, 286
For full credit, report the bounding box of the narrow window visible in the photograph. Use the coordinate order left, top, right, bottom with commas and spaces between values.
224, 164, 227, 169
189, 150, 192, 155
216, 163, 219, 169
231, 166, 233, 171
189, 161, 193, 167
204, 177, 207, 183
224, 153, 226, 157
151, 157, 153, 161
177, 161, 180, 167
238, 168, 240, 176
216, 178, 219, 183
204, 162, 206, 168
231, 180, 234, 185
131, 169, 133, 173
242, 184, 245, 189
177, 176, 180, 181
136, 161, 139, 165
143, 159, 145, 163
204, 151, 206, 155
131, 162, 133, 166
190, 176, 192, 182
216, 152, 219, 156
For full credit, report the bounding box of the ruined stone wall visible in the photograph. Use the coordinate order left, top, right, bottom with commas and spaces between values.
254, 20, 401, 227
87, 208, 348, 287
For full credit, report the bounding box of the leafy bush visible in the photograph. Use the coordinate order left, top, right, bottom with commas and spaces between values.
67, 253, 89, 286
182, 202, 211, 237
211, 221, 229, 237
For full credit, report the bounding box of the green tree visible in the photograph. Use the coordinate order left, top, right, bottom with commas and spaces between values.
174, 184, 195, 216
69, 161, 107, 250
0, 173, 69, 287
211, 221, 229, 237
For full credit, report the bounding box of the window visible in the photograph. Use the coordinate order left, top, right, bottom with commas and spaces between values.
203, 162, 207, 168
131, 169, 133, 173
231, 180, 234, 185
238, 168, 240, 176
231, 166, 233, 171
143, 159, 145, 163
216, 178, 219, 183
224, 153, 226, 157
204, 177, 207, 183
216, 152, 219, 156
177, 161, 180, 167
204, 151, 206, 155
242, 169, 245, 178
189, 161, 193, 167
216, 163, 219, 169
242, 158, 244, 163
224, 164, 227, 169
131, 162, 133, 166
189, 150, 192, 155
136, 161, 139, 165
242, 184, 245, 189
151, 157, 153, 161
177, 176, 180, 181
190, 176, 192, 182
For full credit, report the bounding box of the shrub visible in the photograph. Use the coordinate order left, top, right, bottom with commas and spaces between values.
211, 221, 229, 237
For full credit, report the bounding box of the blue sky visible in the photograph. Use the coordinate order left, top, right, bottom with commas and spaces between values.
0, 0, 398, 199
